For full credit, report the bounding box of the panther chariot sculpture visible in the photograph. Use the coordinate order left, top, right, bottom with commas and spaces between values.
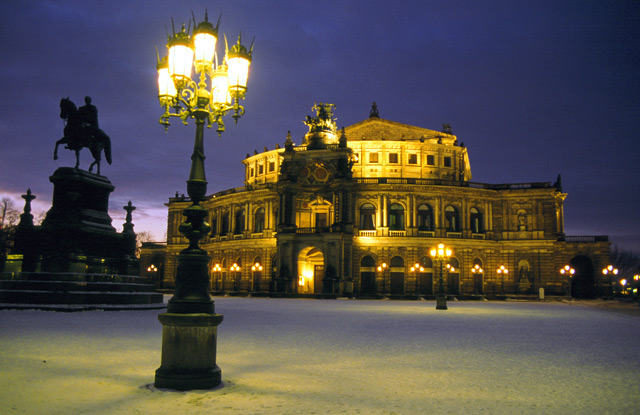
54, 96, 112, 175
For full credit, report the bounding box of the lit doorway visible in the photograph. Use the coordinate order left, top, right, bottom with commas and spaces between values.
297, 247, 324, 294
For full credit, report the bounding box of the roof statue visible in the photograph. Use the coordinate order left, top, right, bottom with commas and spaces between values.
53, 96, 112, 175
304, 102, 337, 134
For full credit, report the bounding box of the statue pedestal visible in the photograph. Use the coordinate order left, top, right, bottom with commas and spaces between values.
40, 168, 133, 273
155, 313, 224, 391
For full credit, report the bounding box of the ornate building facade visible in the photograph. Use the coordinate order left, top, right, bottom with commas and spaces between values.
144, 103, 611, 298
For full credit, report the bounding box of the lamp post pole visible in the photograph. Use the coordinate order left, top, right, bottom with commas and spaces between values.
430, 244, 452, 310
411, 263, 424, 299
377, 262, 388, 295
497, 265, 508, 297
153, 11, 253, 391
602, 265, 619, 297
560, 265, 575, 305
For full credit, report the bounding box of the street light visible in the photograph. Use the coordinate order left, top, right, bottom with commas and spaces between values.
560, 265, 575, 303
212, 263, 222, 290
154, 11, 253, 391
410, 262, 424, 298
377, 262, 388, 294
602, 265, 619, 296
230, 262, 241, 291
430, 243, 452, 310
251, 262, 263, 292
471, 264, 483, 295
497, 265, 508, 296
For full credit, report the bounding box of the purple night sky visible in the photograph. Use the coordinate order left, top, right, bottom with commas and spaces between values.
1, 1, 638, 251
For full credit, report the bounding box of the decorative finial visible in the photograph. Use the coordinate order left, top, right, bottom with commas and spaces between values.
369, 102, 379, 118
442, 123, 453, 135
285, 130, 294, 151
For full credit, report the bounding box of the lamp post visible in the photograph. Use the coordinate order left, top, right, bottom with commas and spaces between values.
212, 263, 221, 291
251, 262, 263, 292
471, 264, 483, 295
602, 265, 619, 297
560, 265, 575, 304
430, 243, 452, 310
230, 262, 241, 291
410, 262, 424, 298
377, 262, 388, 295
154, 11, 253, 391
497, 265, 508, 297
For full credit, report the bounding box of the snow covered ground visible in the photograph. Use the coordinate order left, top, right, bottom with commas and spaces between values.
1, 297, 639, 414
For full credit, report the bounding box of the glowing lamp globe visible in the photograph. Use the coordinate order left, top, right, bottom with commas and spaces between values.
157, 58, 177, 100
193, 15, 218, 72
167, 29, 194, 88
226, 37, 251, 96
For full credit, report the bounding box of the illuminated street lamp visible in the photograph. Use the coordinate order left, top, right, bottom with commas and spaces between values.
497, 265, 508, 296
377, 262, 388, 294
212, 263, 222, 290
560, 265, 575, 302
230, 262, 241, 291
430, 244, 452, 310
602, 265, 619, 296
620, 279, 628, 295
410, 262, 424, 298
154, 11, 253, 391
251, 262, 263, 292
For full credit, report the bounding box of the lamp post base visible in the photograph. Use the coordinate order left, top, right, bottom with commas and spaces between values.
436, 295, 448, 310
154, 313, 224, 391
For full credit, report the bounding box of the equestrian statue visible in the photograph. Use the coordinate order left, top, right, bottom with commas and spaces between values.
54, 96, 112, 175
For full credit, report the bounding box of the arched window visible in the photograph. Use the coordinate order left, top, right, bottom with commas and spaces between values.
389, 203, 405, 231
445, 206, 460, 232
359, 203, 376, 230
254, 207, 265, 233
470, 207, 482, 233
221, 213, 230, 234
417, 204, 434, 231
234, 209, 245, 234
361, 256, 376, 267
390, 256, 405, 268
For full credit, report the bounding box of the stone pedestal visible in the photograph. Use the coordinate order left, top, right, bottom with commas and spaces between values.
39, 168, 134, 273
155, 313, 224, 391
436, 295, 448, 310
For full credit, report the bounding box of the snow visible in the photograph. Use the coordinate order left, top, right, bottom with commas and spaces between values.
1, 297, 639, 414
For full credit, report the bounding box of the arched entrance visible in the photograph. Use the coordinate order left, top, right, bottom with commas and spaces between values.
569, 255, 596, 298
360, 255, 377, 294
297, 247, 324, 294
390, 256, 405, 295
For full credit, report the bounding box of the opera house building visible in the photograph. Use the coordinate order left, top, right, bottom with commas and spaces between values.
141, 103, 610, 299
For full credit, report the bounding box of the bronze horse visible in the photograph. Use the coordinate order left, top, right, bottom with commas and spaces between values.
54, 97, 112, 175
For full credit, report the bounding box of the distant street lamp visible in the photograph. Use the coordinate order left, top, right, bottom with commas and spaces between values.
212, 263, 222, 290
560, 265, 575, 303
471, 264, 483, 295
377, 262, 388, 294
430, 244, 452, 310
154, 11, 253, 391
497, 265, 508, 296
251, 262, 263, 292
602, 265, 619, 296
230, 262, 241, 291
410, 262, 424, 297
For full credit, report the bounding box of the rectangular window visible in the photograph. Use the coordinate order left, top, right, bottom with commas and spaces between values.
388, 153, 398, 164
250, 167, 255, 177
268, 161, 275, 172
427, 155, 435, 165
369, 152, 379, 163
408, 154, 418, 164
354, 152, 361, 163
258, 164, 264, 175
444, 156, 452, 167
